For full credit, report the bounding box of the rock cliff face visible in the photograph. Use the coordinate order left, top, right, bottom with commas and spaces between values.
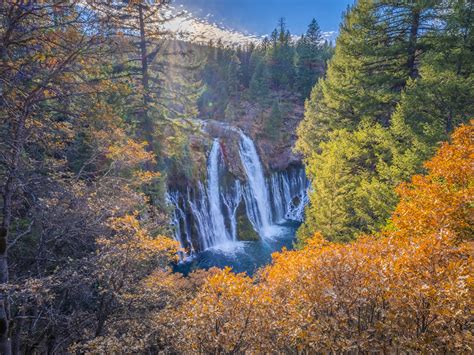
165, 90, 305, 193
221, 93, 305, 175
166, 92, 308, 253
167, 134, 309, 254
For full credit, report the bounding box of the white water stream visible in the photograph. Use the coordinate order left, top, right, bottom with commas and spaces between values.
168, 132, 309, 256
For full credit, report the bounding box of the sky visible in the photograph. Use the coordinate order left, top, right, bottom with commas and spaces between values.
174, 0, 354, 37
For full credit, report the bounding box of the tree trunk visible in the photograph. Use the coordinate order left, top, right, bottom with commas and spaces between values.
0, 111, 26, 355
456, 0, 472, 76
406, 7, 421, 79
11, 308, 24, 355
138, 4, 154, 150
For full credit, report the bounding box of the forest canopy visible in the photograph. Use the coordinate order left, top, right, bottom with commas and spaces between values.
0, 0, 472, 353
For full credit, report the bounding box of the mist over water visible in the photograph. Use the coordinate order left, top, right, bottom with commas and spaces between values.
175, 220, 300, 275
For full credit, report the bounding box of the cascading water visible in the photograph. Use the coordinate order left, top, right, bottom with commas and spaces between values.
206, 139, 234, 247
166, 191, 194, 257
221, 180, 242, 241
238, 132, 273, 237
270, 168, 309, 222
167, 130, 309, 258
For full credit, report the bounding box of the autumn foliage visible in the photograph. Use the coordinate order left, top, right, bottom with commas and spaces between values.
393, 122, 473, 242
164, 122, 473, 353
1, 0, 472, 352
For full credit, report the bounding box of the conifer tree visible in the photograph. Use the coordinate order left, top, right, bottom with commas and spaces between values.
391, 0, 473, 159
227, 53, 242, 98
239, 42, 256, 88
298, 125, 404, 243
249, 60, 270, 100
266, 18, 295, 90
298, 0, 442, 141
296, 0, 472, 244
297, 144, 356, 243
90, 0, 174, 149
296, 19, 324, 97
264, 101, 283, 140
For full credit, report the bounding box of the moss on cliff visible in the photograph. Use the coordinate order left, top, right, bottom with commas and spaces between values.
236, 202, 259, 241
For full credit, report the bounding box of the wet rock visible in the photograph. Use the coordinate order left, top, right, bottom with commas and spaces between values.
236, 201, 259, 241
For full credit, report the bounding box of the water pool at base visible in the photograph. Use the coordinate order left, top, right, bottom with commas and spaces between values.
174, 220, 300, 275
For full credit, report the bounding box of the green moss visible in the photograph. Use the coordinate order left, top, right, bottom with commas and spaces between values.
237, 215, 259, 241
236, 202, 259, 241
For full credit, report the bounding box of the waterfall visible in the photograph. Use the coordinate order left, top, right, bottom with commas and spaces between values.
167, 131, 310, 255
222, 180, 242, 241
188, 182, 213, 250
166, 191, 194, 258
206, 139, 234, 247
270, 169, 309, 222
270, 173, 288, 222
238, 132, 273, 237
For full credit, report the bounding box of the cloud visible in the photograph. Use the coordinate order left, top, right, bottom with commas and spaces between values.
163, 6, 338, 46
165, 8, 259, 46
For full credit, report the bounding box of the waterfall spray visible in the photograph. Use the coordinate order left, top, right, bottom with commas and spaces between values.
167, 131, 309, 254
206, 139, 233, 247
238, 132, 273, 237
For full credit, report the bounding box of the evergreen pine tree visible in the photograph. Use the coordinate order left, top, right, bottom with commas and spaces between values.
298, 0, 441, 141
267, 18, 295, 90
296, 0, 473, 245
296, 19, 324, 97
249, 60, 270, 100
264, 101, 283, 140
227, 53, 242, 98
391, 0, 473, 157
298, 125, 405, 243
